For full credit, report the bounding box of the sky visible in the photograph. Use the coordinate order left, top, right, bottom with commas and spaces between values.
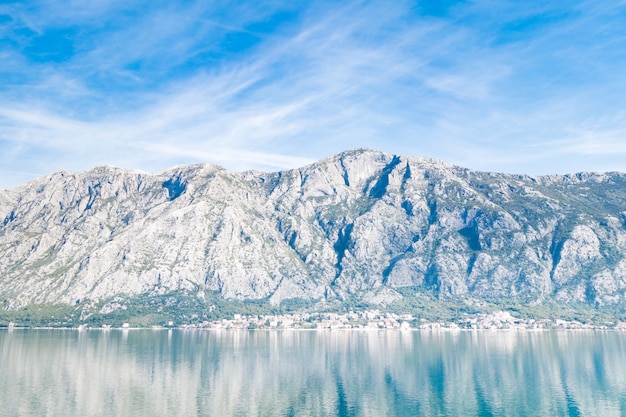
1, 0, 626, 189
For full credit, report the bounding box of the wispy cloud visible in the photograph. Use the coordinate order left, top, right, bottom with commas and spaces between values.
1, 0, 626, 188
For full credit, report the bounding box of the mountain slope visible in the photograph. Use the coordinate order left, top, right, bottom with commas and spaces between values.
2, 149, 626, 310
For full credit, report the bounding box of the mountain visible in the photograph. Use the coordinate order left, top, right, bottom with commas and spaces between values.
2, 149, 626, 315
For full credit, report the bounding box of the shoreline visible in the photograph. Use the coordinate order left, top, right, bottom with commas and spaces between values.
1, 326, 622, 332
3, 309, 623, 331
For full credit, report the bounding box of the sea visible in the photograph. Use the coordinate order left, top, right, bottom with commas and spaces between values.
1, 328, 625, 416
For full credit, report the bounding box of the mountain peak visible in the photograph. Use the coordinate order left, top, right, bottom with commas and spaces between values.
2, 151, 626, 314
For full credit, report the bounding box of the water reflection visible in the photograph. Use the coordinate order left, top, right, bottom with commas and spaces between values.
1, 329, 625, 416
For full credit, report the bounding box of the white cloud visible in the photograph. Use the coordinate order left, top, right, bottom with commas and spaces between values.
1, 0, 626, 188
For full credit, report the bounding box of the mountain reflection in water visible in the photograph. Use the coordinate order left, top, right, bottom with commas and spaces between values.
1, 329, 625, 416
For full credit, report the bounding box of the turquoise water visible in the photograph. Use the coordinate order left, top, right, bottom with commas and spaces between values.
1, 329, 625, 416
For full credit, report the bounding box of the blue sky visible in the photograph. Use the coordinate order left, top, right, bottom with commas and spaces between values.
1, 0, 626, 189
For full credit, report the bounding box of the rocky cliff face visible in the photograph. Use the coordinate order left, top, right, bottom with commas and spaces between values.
2, 149, 626, 309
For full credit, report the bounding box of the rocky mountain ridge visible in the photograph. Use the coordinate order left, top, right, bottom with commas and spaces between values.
2, 149, 626, 311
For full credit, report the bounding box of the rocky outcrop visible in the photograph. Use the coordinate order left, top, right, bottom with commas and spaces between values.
0, 190, 15, 224
2, 149, 626, 309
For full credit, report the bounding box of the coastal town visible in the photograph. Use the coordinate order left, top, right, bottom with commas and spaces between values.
6, 309, 624, 330
165, 310, 622, 331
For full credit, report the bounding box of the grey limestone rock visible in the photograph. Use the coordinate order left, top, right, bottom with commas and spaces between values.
2, 149, 626, 309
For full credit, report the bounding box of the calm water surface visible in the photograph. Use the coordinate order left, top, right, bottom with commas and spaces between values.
1, 329, 626, 416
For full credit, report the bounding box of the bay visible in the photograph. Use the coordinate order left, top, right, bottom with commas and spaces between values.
1, 329, 626, 416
